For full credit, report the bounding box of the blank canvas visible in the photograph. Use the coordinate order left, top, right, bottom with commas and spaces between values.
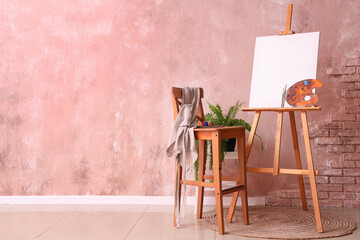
249, 32, 320, 108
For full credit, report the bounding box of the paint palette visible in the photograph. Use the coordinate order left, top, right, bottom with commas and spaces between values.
285, 79, 323, 107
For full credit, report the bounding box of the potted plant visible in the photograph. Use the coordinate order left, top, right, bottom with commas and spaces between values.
194, 101, 263, 180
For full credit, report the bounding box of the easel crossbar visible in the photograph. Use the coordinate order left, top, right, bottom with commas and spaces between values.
247, 167, 319, 176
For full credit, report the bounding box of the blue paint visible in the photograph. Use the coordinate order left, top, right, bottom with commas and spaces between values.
304, 80, 308, 85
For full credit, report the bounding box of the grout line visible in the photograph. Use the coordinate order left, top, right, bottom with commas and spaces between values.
33, 204, 83, 240
123, 204, 150, 240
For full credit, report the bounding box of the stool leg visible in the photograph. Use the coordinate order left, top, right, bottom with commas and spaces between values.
212, 132, 224, 235
301, 111, 323, 233
173, 162, 182, 227
239, 133, 249, 225
289, 111, 308, 211
197, 140, 206, 219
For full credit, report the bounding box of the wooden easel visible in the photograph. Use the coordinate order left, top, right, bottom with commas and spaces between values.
242, 4, 323, 233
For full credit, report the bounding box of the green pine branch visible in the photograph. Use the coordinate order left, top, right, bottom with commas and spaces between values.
194, 100, 263, 180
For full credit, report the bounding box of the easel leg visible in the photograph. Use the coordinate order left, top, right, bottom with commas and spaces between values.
246, 111, 261, 164
197, 140, 206, 219
227, 131, 248, 224
289, 112, 308, 211
227, 191, 239, 223
301, 111, 323, 233
273, 112, 283, 176
212, 132, 224, 235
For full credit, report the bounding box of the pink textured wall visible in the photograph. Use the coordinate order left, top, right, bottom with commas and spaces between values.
0, 1, 359, 198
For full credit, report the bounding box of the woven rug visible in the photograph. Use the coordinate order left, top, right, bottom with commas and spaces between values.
197, 206, 357, 239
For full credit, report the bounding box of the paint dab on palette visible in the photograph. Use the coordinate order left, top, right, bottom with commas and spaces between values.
286, 79, 323, 107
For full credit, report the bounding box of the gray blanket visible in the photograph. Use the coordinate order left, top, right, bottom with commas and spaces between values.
166, 87, 200, 226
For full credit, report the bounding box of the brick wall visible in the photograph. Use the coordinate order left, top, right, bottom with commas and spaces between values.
266, 52, 360, 208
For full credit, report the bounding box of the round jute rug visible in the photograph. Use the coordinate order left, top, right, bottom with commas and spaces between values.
198, 206, 357, 239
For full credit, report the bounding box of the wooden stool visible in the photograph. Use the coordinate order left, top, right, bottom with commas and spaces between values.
171, 87, 249, 235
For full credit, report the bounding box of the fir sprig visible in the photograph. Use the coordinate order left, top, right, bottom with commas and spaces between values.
194, 100, 263, 180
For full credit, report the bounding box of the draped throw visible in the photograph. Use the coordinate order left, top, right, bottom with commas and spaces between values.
166, 87, 200, 226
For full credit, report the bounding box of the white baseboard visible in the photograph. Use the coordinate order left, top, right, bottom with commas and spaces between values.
0, 196, 265, 206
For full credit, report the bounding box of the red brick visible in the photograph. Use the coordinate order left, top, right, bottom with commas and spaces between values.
355, 99, 360, 105
344, 184, 360, 192
330, 130, 355, 137
339, 161, 356, 168
342, 90, 360, 98
279, 190, 329, 199
341, 75, 360, 82
319, 192, 329, 199
357, 161, 360, 167
356, 82, 360, 89
357, 193, 360, 199
317, 184, 343, 192
344, 122, 360, 129
278, 190, 303, 199
345, 58, 360, 67
304, 176, 329, 184
342, 153, 360, 160
319, 122, 342, 130
291, 199, 301, 206
316, 176, 329, 184
343, 200, 360, 207
330, 160, 356, 168
357, 146, 360, 152
329, 176, 355, 184
330, 192, 356, 200
343, 169, 360, 176
345, 82, 356, 89
308, 121, 317, 130
345, 105, 360, 113
343, 137, 360, 144
329, 160, 340, 168
357, 177, 360, 184
315, 137, 342, 145
344, 98, 357, 105
330, 114, 356, 122
327, 145, 355, 153
319, 169, 342, 176
319, 199, 343, 207
342, 83, 356, 92
358, 67, 360, 73
305, 191, 328, 199
310, 130, 329, 138
342, 83, 356, 90
328, 67, 356, 75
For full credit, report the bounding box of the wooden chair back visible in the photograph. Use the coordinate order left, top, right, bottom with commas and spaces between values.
171, 87, 205, 124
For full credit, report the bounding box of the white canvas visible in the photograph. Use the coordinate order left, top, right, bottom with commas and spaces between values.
249, 32, 320, 108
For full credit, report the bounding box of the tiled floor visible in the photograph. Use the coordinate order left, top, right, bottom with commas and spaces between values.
0, 204, 358, 240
